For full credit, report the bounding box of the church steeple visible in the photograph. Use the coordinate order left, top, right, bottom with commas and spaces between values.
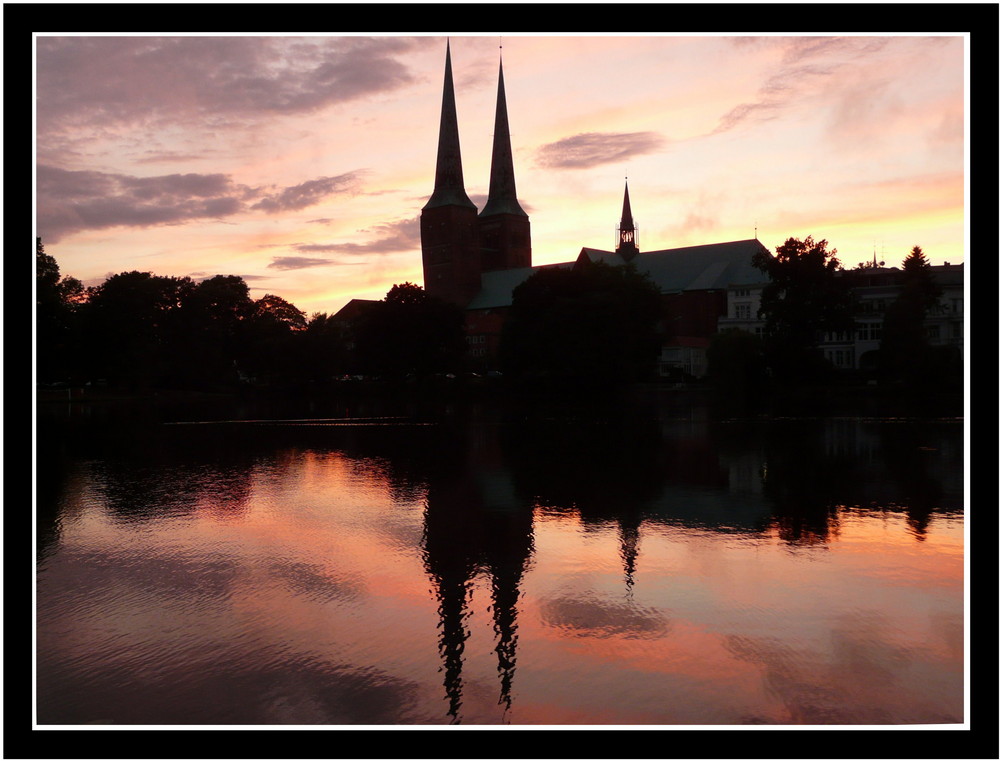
478, 49, 531, 272
424, 39, 476, 212
420, 40, 481, 306
480, 55, 525, 218
616, 179, 639, 262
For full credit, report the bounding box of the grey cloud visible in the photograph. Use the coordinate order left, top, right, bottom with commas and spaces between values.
288, 217, 420, 258
267, 256, 341, 271
36, 164, 358, 241
251, 173, 362, 213
36, 165, 252, 241
535, 132, 665, 169
36, 36, 430, 136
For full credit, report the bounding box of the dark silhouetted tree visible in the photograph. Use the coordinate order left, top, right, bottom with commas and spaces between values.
354, 283, 467, 378
181, 275, 256, 386
706, 329, 767, 410
80, 270, 195, 389
879, 245, 954, 391
36, 239, 85, 382
298, 312, 351, 384
240, 294, 308, 387
752, 236, 855, 383
500, 261, 662, 385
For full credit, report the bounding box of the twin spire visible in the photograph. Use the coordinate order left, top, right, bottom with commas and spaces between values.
424, 40, 476, 211
424, 39, 522, 219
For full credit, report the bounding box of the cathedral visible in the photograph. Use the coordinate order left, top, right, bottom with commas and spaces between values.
420, 41, 771, 377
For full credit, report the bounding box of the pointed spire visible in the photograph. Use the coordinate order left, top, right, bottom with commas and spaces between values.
480, 53, 526, 218
621, 178, 635, 230
616, 178, 639, 261
425, 39, 476, 211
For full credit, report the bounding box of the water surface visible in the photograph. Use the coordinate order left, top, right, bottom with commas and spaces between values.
35, 395, 964, 725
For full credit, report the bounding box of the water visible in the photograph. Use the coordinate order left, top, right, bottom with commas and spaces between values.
35, 393, 965, 725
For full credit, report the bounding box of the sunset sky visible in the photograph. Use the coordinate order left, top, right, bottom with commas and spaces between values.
34, 33, 967, 317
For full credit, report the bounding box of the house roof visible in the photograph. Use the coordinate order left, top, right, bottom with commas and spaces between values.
332, 298, 380, 322
466, 238, 771, 310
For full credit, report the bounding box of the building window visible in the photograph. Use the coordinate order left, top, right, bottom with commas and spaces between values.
826, 348, 854, 368
951, 322, 962, 339
950, 298, 963, 314
734, 303, 751, 319
856, 322, 882, 341
926, 324, 940, 340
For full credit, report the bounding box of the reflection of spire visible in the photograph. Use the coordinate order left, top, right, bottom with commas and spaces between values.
483, 505, 533, 718
490, 573, 520, 715
422, 476, 481, 724
618, 513, 642, 598
430, 572, 472, 722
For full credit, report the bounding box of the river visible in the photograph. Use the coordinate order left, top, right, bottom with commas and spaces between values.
35, 390, 965, 726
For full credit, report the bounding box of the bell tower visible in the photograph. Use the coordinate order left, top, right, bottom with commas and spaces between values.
477, 51, 531, 272
616, 179, 639, 262
420, 40, 481, 306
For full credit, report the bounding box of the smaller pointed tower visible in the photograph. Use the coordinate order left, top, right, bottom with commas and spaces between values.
616, 179, 639, 262
421, 40, 481, 306
478, 49, 531, 272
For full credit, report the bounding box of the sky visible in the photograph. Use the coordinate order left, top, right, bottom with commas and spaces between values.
34, 33, 967, 317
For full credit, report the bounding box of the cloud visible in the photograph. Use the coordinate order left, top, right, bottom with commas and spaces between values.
36, 165, 252, 241
252, 173, 363, 213
267, 256, 343, 271
36, 36, 429, 134
712, 37, 897, 135
535, 132, 666, 169
265, 218, 420, 270
36, 164, 362, 241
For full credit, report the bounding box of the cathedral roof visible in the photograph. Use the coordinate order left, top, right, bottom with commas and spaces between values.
466, 239, 771, 310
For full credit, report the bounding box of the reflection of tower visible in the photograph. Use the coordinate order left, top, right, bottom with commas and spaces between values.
421, 433, 533, 722
481, 502, 533, 715
615, 179, 639, 261
478, 51, 531, 273
420, 40, 481, 307
617, 512, 642, 598
422, 477, 480, 723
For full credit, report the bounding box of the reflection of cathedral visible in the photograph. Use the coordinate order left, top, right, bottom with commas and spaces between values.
420, 424, 534, 722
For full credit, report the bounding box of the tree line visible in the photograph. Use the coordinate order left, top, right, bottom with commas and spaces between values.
37, 238, 341, 391
37, 235, 959, 396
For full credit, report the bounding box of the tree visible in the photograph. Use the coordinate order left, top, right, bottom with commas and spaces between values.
752, 236, 855, 383
298, 312, 350, 384
239, 294, 309, 387
354, 283, 467, 378
706, 329, 767, 410
80, 270, 196, 388
879, 245, 949, 389
180, 275, 256, 386
500, 261, 662, 385
36, 239, 85, 381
